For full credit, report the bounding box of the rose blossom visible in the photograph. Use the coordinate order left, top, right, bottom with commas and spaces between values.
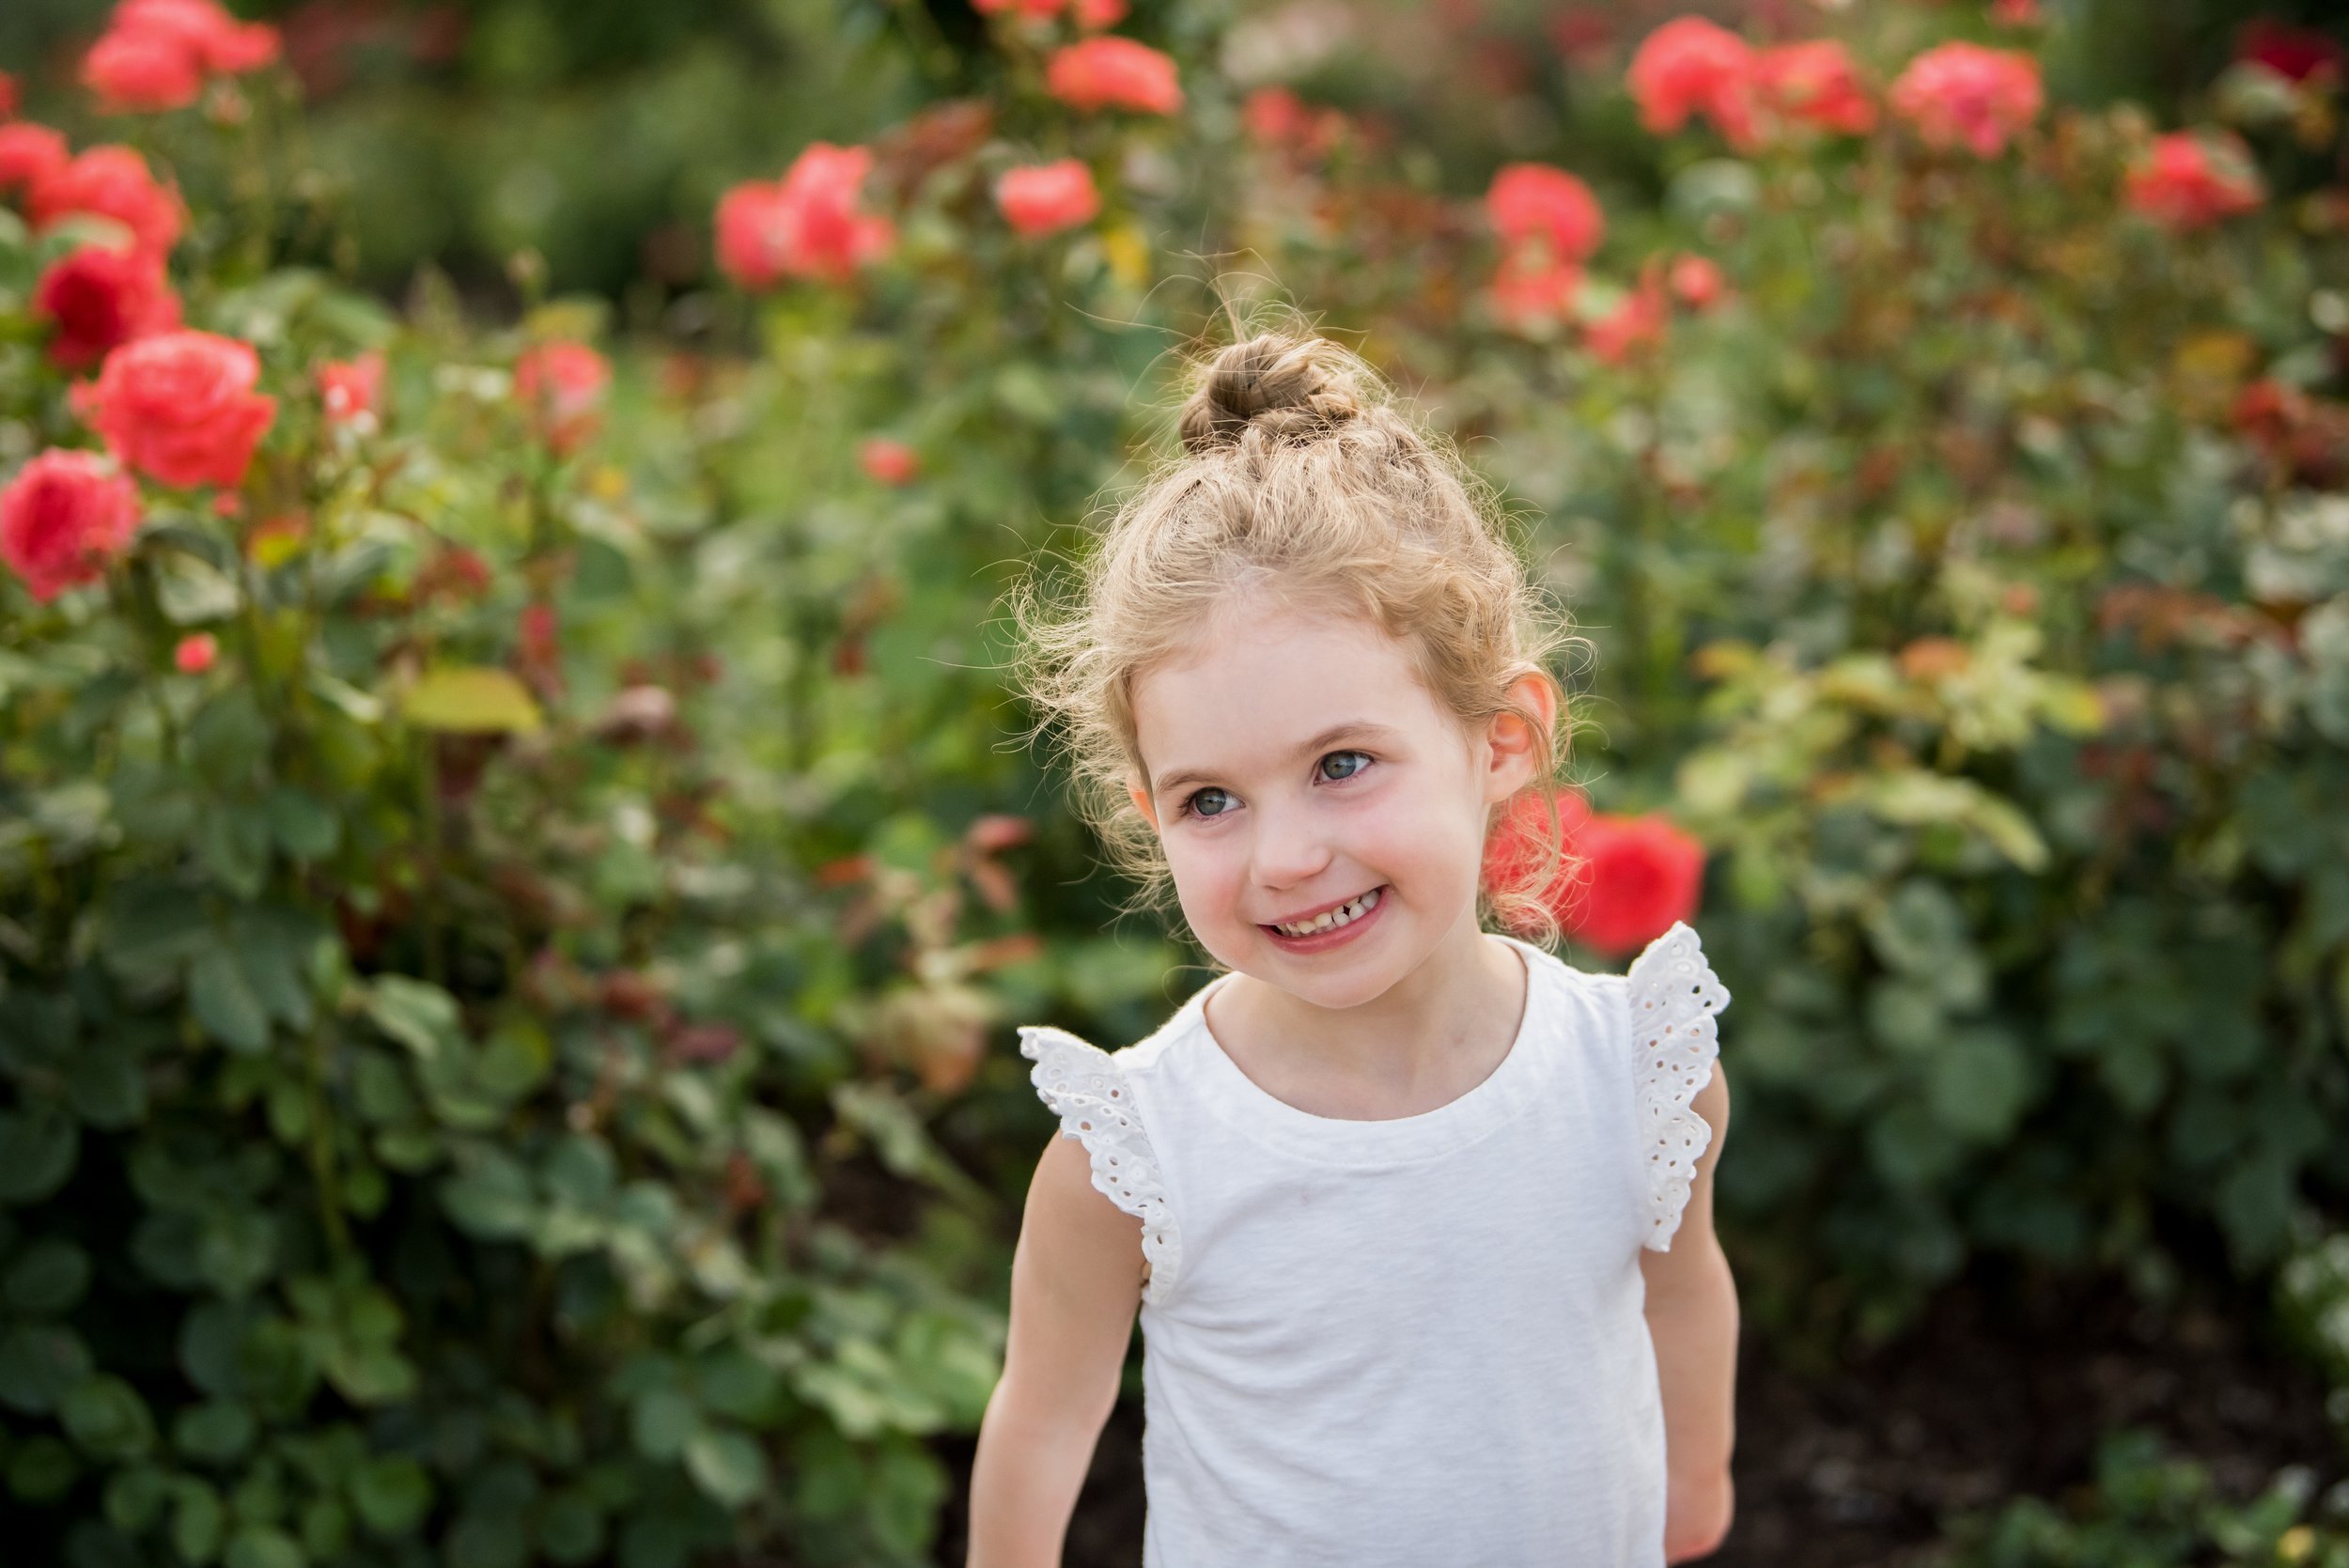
1569, 812, 1706, 957
33, 243, 180, 369
713, 144, 894, 289
1071, 0, 1128, 28
0, 124, 71, 196
318, 349, 385, 425
513, 341, 610, 455
858, 437, 920, 485
1486, 163, 1604, 263
0, 449, 144, 603
29, 145, 184, 256
1626, 17, 1758, 149
1667, 253, 1724, 308
75, 329, 276, 489
1045, 37, 1184, 116
1482, 788, 1595, 923
1889, 42, 2043, 158
82, 0, 281, 113
2124, 130, 2264, 231
2236, 20, 2343, 85
1752, 39, 1876, 136
1489, 248, 1582, 334
174, 631, 217, 672
995, 158, 1101, 236
1585, 268, 1670, 364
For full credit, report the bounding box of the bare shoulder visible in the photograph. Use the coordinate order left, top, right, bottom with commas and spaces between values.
1021, 1129, 1150, 1298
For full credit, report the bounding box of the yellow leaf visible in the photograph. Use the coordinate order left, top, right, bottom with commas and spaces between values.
402, 667, 542, 734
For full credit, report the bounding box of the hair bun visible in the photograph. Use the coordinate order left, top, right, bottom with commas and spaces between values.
1177, 332, 1370, 455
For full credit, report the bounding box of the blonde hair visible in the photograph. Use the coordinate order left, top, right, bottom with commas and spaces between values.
1010, 318, 1590, 947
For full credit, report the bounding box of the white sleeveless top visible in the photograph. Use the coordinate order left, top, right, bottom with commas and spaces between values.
1017, 922, 1730, 1568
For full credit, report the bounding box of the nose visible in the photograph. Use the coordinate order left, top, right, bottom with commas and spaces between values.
1246, 796, 1335, 893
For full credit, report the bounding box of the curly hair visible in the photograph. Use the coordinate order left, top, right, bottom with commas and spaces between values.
1008, 313, 1592, 947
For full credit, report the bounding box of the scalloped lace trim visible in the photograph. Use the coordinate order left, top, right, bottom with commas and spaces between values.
1627, 923, 1730, 1252
1018, 1025, 1181, 1304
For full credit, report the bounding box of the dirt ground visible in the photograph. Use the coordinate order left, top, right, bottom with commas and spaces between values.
933, 1261, 2343, 1567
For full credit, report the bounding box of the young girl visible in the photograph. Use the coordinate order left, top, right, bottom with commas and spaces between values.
968, 328, 1737, 1567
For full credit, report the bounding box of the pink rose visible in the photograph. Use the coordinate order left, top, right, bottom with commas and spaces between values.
33, 243, 181, 369
1585, 267, 1671, 365
1486, 163, 1604, 264
1667, 254, 1724, 308
2124, 130, 2264, 231
0, 449, 144, 603
318, 349, 385, 425
859, 437, 920, 485
1071, 0, 1128, 29
0, 124, 71, 196
513, 341, 609, 454
1489, 247, 1582, 334
75, 329, 277, 489
1046, 37, 1184, 116
995, 159, 1101, 236
1888, 42, 2043, 158
1626, 18, 1758, 150
83, 27, 207, 112
174, 631, 217, 672
29, 145, 185, 257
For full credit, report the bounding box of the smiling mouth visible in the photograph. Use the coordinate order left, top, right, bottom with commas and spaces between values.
1264, 886, 1384, 938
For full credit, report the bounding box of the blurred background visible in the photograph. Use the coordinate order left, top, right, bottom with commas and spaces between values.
2, 1, 2348, 1564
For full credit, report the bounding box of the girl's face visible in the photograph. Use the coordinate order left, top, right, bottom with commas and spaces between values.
1126, 594, 1549, 1012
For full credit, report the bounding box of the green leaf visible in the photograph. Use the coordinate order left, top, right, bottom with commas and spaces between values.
61, 1374, 157, 1460
349, 1455, 432, 1536
366, 976, 463, 1061
402, 666, 543, 734
97, 880, 212, 985
66, 1042, 146, 1127
1926, 1027, 2032, 1141
266, 786, 342, 862
189, 943, 271, 1053
683, 1426, 768, 1508
630, 1387, 697, 1461
224, 1524, 305, 1568
440, 1148, 536, 1238
5, 1238, 91, 1314
174, 1401, 257, 1463
173, 1478, 226, 1563
0, 1323, 94, 1413
188, 690, 270, 790
156, 551, 244, 625
8, 1435, 80, 1501
105, 1464, 171, 1533
0, 1106, 79, 1204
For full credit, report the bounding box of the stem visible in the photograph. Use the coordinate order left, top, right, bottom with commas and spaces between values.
302, 1010, 351, 1258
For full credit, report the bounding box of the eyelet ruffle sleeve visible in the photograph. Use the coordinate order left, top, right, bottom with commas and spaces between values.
1626, 923, 1731, 1253
1018, 1025, 1182, 1305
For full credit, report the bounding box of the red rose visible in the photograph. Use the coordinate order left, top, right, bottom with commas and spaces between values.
2237, 20, 2343, 85
1046, 37, 1184, 116
713, 144, 894, 289
75, 329, 276, 489
1751, 39, 1875, 136
513, 340, 609, 454
1626, 18, 1758, 150
1573, 814, 1706, 958
995, 158, 1101, 236
1667, 253, 1724, 309
2124, 130, 2264, 231
174, 631, 217, 672
0, 124, 71, 196
1889, 42, 2043, 158
858, 437, 920, 485
1071, 0, 1128, 28
318, 349, 385, 426
0, 448, 143, 603
33, 243, 181, 369
1486, 163, 1604, 264
29, 146, 184, 257
1483, 788, 1595, 918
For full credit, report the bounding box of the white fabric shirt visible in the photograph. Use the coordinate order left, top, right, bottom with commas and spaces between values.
1018, 922, 1731, 1568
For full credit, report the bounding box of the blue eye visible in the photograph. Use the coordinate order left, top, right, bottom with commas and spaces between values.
1174, 750, 1374, 822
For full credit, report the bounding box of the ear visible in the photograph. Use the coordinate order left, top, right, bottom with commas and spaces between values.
1128, 777, 1160, 832
1484, 675, 1558, 800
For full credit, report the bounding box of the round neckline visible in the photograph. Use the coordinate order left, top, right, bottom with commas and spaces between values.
1173, 933, 1556, 1166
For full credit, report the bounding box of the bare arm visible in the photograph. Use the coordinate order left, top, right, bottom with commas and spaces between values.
1640, 1063, 1738, 1564
967, 1129, 1147, 1568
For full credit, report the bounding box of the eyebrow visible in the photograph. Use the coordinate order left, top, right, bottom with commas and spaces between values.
1151, 722, 1406, 797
